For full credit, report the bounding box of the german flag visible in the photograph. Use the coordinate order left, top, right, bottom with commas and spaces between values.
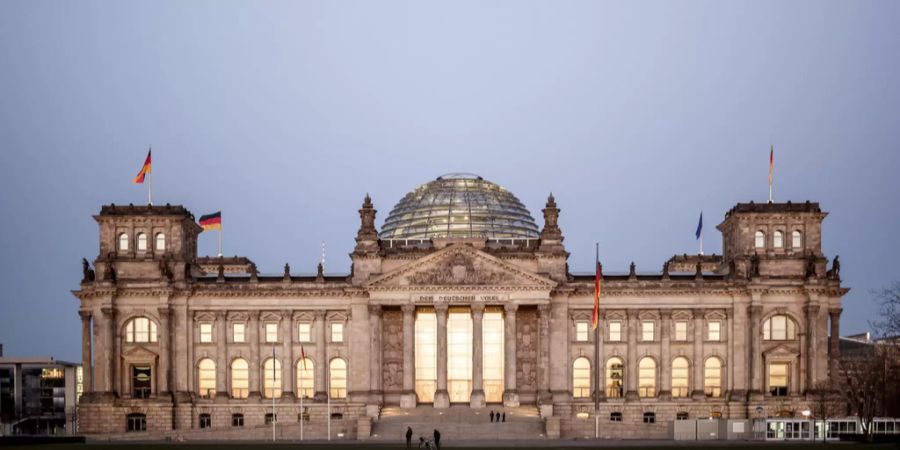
199, 212, 222, 231
133, 148, 152, 184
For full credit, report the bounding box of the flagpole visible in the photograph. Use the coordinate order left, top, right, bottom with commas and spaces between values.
218, 228, 223, 257
594, 242, 600, 440
148, 164, 153, 206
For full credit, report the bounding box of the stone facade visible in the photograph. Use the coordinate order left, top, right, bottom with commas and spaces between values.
73, 190, 847, 440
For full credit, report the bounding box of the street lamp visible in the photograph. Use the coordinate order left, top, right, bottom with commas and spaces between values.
802, 410, 812, 441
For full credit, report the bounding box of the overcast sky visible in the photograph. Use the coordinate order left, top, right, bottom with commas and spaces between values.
1, 1, 899, 361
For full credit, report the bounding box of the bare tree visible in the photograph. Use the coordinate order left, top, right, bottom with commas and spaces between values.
872, 281, 900, 340
837, 349, 887, 441
810, 380, 842, 443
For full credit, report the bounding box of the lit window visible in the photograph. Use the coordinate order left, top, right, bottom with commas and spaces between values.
642, 321, 655, 342
296, 358, 314, 399
330, 358, 347, 398
674, 321, 688, 341
200, 323, 213, 343
265, 323, 278, 343
608, 321, 622, 342
755, 231, 766, 249
331, 323, 344, 342
792, 231, 802, 249
263, 358, 282, 399
671, 357, 690, 398
415, 310, 437, 403
638, 357, 656, 398
298, 323, 311, 342
768, 363, 789, 396
482, 310, 504, 404
773, 230, 784, 248
155, 233, 165, 251
572, 357, 591, 398
708, 321, 721, 341
198, 358, 216, 398
199, 413, 211, 429
704, 357, 723, 397
575, 321, 589, 342
136, 232, 147, 251
606, 357, 624, 398
763, 315, 797, 340
125, 317, 158, 343
232, 323, 245, 343
610, 412, 622, 422
643, 412, 656, 424
230, 359, 249, 399
118, 233, 129, 251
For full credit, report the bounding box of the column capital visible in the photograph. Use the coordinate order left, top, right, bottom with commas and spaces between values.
101, 306, 116, 317
248, 310, 261, 321
434, 303, 449, 314
504, 303, 519, 314
691, 308, 705, 318
659, 308, 672, 319
626, 309, 638, 319
537, 304, 551, 317
471, 303, 485, 317
215, 310, 227, 320
748, 304, 763, 317
314, 310, 327, 320
401, 304, 416, 314
804, 304, 821, 315
828, 308, 843, 317
78, 309, 93, 320
368, 304, 383, 317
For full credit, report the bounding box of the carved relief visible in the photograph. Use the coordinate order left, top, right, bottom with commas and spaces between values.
381, 309, 404, 392
516, 307, 538, 392
407, 252, 514, 286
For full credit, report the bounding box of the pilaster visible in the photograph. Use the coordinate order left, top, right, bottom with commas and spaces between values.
434, 304, 450, 408
470, 304, 485, 408
400, 304, 417, 408
503, 303, 519, 407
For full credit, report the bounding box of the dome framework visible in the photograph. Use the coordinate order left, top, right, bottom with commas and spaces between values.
379, 173, 540, 240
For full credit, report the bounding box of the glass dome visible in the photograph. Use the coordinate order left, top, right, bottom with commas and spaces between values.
379, 173, 540, 240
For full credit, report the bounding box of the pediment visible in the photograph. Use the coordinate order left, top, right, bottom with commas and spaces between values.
122, 345, 158, 360
763, 343, 800, 358
366, 245, 557, 289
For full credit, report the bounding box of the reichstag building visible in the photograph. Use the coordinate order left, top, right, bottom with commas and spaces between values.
74, 173, 846, 439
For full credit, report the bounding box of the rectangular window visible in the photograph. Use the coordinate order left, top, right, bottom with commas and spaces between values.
768, 363, 789, 396
233, 323, 245, 343
675, 321, 688, 341
331, 323, 344, 342
642, 321, 655, 342
608, 321, 622, 342
298, 323, 311, 342
575, 321, 589, 342
199, 323, 213, 343
232, 414, 244, 427
265, 323, 278, 343
708, 321, 721, 341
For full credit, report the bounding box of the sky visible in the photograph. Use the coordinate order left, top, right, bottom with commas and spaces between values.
1, 1, 899, 361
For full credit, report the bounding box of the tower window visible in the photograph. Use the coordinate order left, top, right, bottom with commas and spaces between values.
155, 233, 166, 251
331, 323, 344, 342
125, 317, 158, 343
575, 321, 589, 342
754, 231, 766, 249
792, 230, 802, 249
763, 315, 797, 340
674, 321, 688, 341
136, 232, 148, 251
773, 230, 784, 248
118, 233, 129, 251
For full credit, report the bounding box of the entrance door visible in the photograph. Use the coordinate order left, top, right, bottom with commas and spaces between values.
132, 365, 151, 398
447, 309, 472, 403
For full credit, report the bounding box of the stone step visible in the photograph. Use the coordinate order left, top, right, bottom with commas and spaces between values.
372, 405, 545, 440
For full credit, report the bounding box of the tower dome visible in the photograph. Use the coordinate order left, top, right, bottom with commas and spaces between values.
379, 173, 540, 240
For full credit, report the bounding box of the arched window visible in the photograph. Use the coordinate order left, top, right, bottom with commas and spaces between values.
155, 233, 166, 251
572, 357, 591, 398
296, 358, 314, 399
118, 233, 129, 251
263, 358, 282, 399
198, 358, 216, 399
606, 357, 624, 398
329, 358, 347, 399
754, 231, 766, 249
125, 317, 158, 343
773, 230, 784, 248
671, 357, 690, 398
136, 232, 147, 251
792, 230, 802, 249
704, 357, 723, 397
763, 315, 797, 340
230, 358, 249, 399
638, 357, 656, 398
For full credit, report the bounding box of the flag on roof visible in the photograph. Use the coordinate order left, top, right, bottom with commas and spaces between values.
132, 148, 151, 184
199, 212, 222, 231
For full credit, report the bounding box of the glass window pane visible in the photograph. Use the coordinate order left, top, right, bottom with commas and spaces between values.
329, 358, 347, 398
231, 359, 249, 398
415, 311, 437, 403
331, 323, 343, 342
483, 310, 504, 403
638, 357, 656, 397
296, 358, 314, 399
675, 321, 688, 341
265, 323, 278, 343
298, 323, 311, 342
573, 357, 591, 398
233, 323, 245, 343
263, 358, 282, 399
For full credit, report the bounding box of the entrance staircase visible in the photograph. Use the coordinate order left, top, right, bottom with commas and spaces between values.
370, 405, 545, 441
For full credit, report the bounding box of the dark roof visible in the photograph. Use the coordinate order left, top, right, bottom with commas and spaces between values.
725, 201, 821, 218
99, 203, 193, 218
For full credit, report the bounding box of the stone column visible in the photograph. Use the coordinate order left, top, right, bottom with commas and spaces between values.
400, 305, 417, 408
248, 311, 261, 398
625, 309, 638, 401
281, 310, 294, 400
79, 311, 93, 394
315, 310, 327, 401
369, 305, 383, 396
724, 309, 733, 397
158, 307, 172, 396
692, 309, 705, 398
503, 303, 519, 407
470, 304, 485, 408
214, 311, 227, 399
101, 307, 117, 395
749, 305, 763, 395
659, 309, 672, 399
537, 304, 552, 404
829, 308, 841, 376
804, 303, 819, 393
434, 304, 450, 408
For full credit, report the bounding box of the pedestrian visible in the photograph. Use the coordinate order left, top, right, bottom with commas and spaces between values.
418, 436, 425, 449
406, 426, 413, 449
490, 410, 494, 422
502, 412, 506, 422
434, 428, 441, 450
